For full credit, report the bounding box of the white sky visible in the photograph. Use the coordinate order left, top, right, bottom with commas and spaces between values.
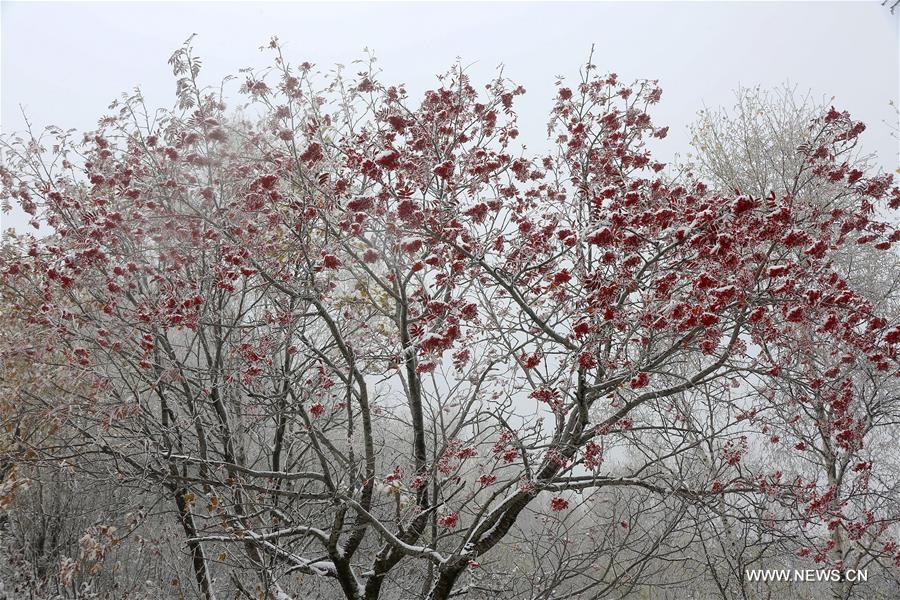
2, 1, 898, 233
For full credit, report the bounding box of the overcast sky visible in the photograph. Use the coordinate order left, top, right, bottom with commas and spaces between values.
2, 1, 898, 233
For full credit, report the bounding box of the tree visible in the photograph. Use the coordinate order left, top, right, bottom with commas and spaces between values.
1, 39, 898, 600
689, 85, 900, 600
